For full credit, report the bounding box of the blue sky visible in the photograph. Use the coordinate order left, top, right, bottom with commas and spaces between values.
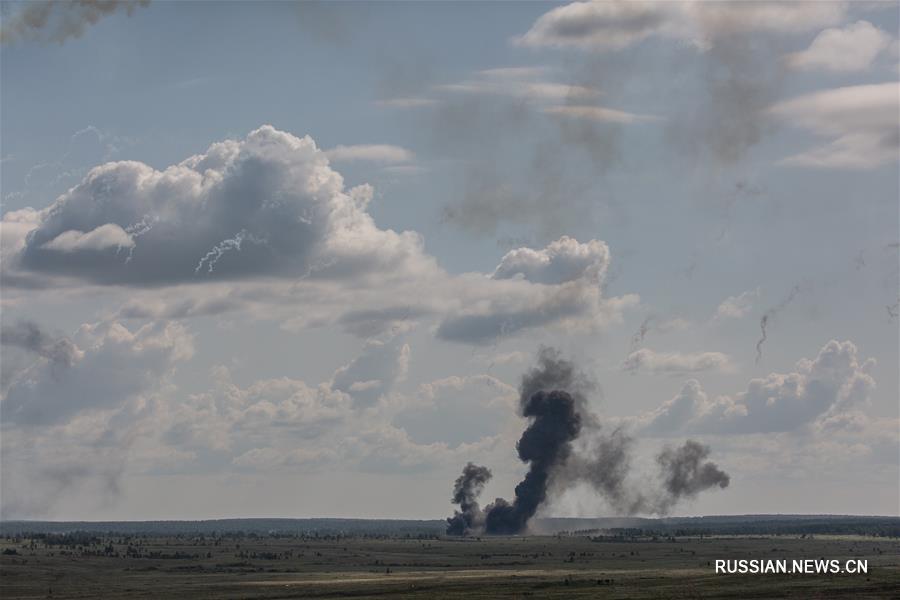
1, 1, 898, 521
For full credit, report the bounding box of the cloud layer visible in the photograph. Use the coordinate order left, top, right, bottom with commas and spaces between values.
769, 83, 900, 169
516, 1, 847, 50
638, 340, 876, 435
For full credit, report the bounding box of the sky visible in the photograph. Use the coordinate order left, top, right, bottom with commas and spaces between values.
0, 0, 897, 521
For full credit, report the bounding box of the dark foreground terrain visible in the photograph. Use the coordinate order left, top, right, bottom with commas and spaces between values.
1, 517, 898, 599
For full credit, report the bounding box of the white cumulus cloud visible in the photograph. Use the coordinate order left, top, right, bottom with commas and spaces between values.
786, 21, 893, 73
638, 340, 876, 435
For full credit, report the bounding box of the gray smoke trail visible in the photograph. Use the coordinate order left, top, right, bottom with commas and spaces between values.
446, 463, 492, 535
654, 440, 730, 514
755, 285, 801, 364
0, 320, 79, 369
1, 0, 149, 45
629, 316, 654, 352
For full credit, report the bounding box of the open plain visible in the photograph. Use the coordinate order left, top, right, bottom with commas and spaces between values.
2, 519, 899, 599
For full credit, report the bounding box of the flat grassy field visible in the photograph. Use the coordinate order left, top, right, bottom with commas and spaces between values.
2, 534, 898, 598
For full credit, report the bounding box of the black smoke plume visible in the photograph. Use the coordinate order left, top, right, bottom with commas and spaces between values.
447, 348, 730, 535
446, 463, 492, 536
483, 388, 582, 534
655, 440, 730, 513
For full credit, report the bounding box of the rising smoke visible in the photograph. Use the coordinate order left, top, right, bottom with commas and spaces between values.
655, 440, 730, 514
483, 388, 583, 535
447, 348, 730, 535
445, 463, 492, 536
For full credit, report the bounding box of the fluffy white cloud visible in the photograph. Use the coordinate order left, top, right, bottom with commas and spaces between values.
492, 236, 609, 285
638, 340, 876, 435
41, 223, 133, 253
714, 288, 759, 320
1, 338, 510, 515
769, 83, 900, 169
516, 1, 847, 50
3, 126, 432, 285
622, 348, 732, 375
324, 144, 415, 164
156, 359, 512, 477
2, 320, 192, 426
436, 252, 638, 345
163, 366, 355, 454
786, 21, 892, 72
2, 126, 637, 347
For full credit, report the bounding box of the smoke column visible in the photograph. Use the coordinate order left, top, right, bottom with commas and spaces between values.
446, 348, 730, 535
446, 463, 492, 535
483, 388, 582, 534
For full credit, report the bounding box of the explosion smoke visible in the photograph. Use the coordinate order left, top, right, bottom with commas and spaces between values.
447, 348, 730, 535
445, 463, 492, 536
655, 440, 730, 514
483, 388, 582, 534
559, 426, 648, 515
